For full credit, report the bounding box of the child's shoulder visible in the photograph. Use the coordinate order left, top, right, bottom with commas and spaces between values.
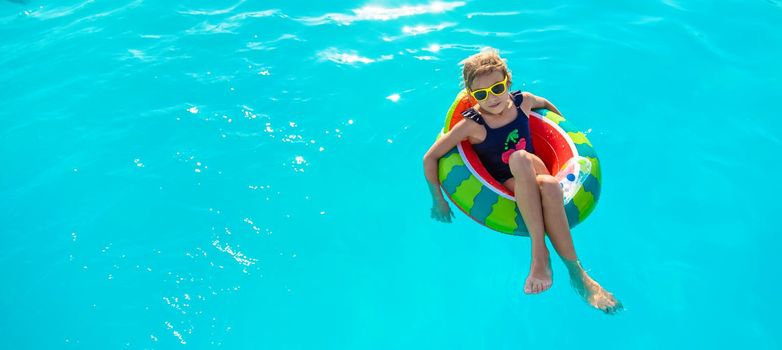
460, 106, 485, 125
518, 91, 543, 108
519, 91, 537, 98
519, 91, 547, 100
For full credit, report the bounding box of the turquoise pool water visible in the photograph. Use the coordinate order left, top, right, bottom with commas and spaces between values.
2, 0, 781, 348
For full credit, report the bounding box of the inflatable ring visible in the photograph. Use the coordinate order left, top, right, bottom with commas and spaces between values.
437, 90, 602, 236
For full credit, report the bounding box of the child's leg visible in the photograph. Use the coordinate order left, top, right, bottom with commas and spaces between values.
535, 175, 578, 261
506, 151, 553, 294
530, 168, 623, 313
504, 155, 579, 262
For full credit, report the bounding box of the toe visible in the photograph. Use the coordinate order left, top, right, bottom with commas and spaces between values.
601, 297, 621, 314
608, 300, 623, 314
604, 303, 620, 315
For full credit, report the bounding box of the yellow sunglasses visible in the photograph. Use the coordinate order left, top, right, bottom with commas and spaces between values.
470, 76, 508, 101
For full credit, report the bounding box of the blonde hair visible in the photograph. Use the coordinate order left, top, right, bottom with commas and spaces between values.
460, 48, 512, 90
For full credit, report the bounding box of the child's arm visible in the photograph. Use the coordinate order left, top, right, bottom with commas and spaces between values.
522, 92, 564, 116
423, 119, 477, 222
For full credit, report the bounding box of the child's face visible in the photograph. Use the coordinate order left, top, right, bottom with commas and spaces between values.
470, 70, 510, 115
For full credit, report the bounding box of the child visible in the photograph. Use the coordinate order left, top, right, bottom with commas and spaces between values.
422, 48, 621, 314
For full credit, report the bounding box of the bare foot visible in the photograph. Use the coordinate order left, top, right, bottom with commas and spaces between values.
524, 256, 553, 294
566, 260, 622, 314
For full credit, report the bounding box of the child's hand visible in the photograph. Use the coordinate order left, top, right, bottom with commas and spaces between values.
431, 198, 455, 223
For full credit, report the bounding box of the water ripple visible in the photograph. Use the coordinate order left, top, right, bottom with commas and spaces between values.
453, 28, 517, 37
295, 1, 466, 26
184, 9, 283, 35
465, 11, 520, 19
317, 48, 393, 65
242, 33, 304, 52
176, 0, 246, 16
25, 0, 95, 20
382, 22, 455, 41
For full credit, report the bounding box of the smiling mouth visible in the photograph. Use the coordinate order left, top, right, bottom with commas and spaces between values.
489, 101, 501, 108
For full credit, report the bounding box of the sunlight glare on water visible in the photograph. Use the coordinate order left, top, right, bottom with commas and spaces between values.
1, 0, 781, 348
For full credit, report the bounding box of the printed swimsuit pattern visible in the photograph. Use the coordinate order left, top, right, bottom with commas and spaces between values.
463, 109, 528, 164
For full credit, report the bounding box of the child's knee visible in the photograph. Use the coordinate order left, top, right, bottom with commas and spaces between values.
509, 150, 533, 173
537, 175, 562, 199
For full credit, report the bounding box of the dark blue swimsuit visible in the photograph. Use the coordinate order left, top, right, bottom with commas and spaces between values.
462, 90, 535, 183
